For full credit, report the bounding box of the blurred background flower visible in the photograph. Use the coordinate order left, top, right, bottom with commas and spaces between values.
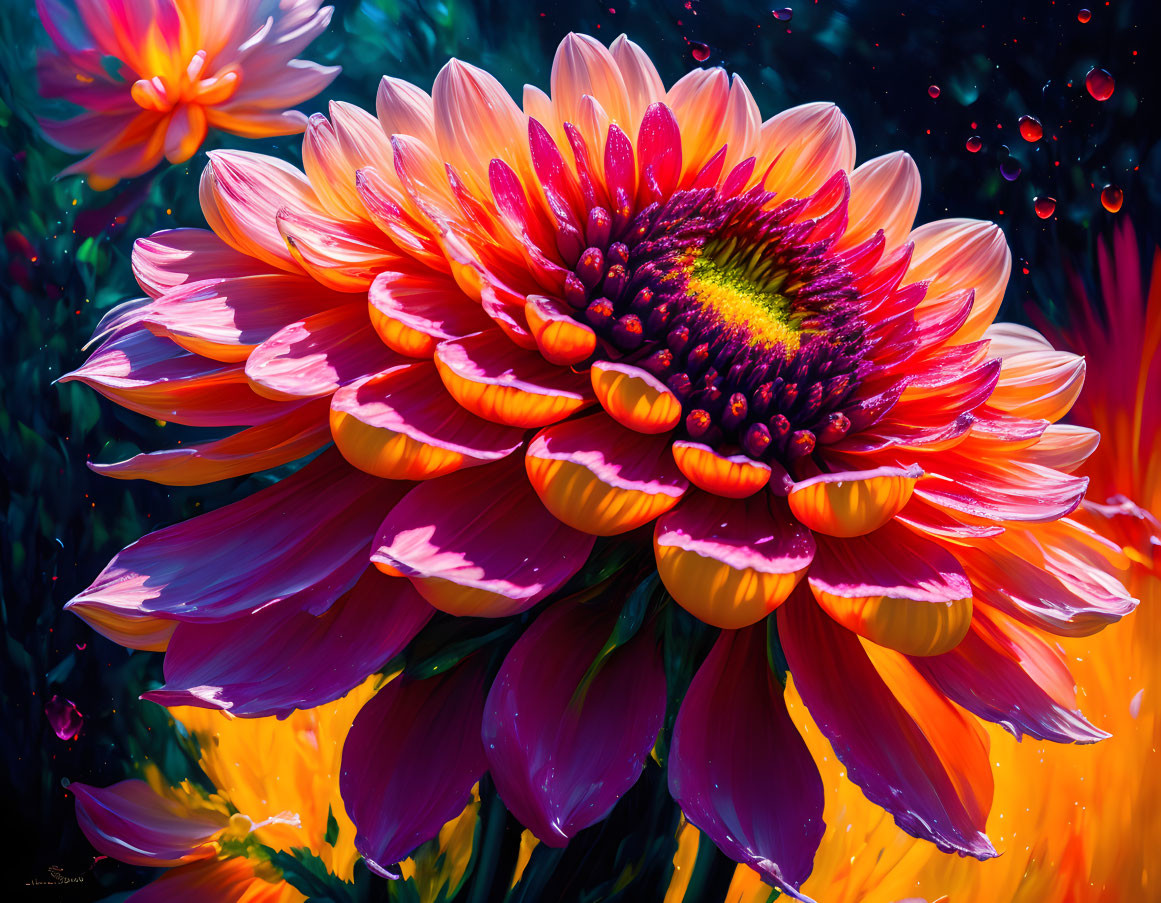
36, 0, 339, 188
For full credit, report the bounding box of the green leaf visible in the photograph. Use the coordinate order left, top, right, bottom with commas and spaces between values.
325, 806, 340, 846
267, 847, 355, 903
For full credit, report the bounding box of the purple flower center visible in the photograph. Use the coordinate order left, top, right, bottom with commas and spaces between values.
563, 188, 868, 465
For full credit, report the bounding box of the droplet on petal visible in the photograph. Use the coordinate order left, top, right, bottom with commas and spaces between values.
46, 695, 83, 740
1078, 9, 1092, 23
1018, 115, 1043, 142
1033, 196, 1057, 219
928, 85, 941, 99
772, 7, 793, 21
1000, 158, 1022, 181
690, 42, 711, 62
1100, 184, 1124, 213
1085, 68, 1115, 101
965, 135, 983, 153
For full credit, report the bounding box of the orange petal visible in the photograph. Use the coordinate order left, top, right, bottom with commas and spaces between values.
525, 295, 598, 365
808, 524, 974, 656
330, 363, 525, 480
654, 493, 815, 629
525, 412, 688, 536
753, 102, 856, 199
434, 330, 593, 427
665, 68, 729, 179
788, 465, 922, 537
590, 360, 682, 434
984, 323, 1086, 423
835, 151, 921, 252
609, 34, 665, 134
671, 440, 771, 498
550, 33, 630, 134
369, 267, 494, 358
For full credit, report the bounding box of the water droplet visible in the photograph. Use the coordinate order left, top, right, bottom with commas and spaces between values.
772, 7, 793, 21
1100, 184, 1124, 212
1077, 8, 1092, 23
1000, 158, 1022, 181
1018, 115, 1043, 142
690, 41, 711, 62
1033, 196, 1057, 218
928, 84, 941, 99
1085, 67, 1115, 101
965, 135, 983, 153
45, 695, 83, 741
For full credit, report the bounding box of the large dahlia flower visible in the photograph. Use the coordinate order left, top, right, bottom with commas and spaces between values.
65, 33, 1136, 898
36, 0, 339, 189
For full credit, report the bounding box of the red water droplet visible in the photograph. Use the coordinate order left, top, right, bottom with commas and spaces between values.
1100, 184, 1124, 212
965, 135, 983, 153
1018, 115, 1043, 142
1034, 196, 1057, 218
773, 7, 793, 21
1078, 8, 1092, 22
690, 41, 711, 62
928, 84, 941, 98
1085, 68, 1115, 101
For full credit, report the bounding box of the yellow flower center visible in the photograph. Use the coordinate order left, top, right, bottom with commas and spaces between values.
686, 253, 801, 354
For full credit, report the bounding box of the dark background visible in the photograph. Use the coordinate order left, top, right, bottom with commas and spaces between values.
1, 0, 1159, 899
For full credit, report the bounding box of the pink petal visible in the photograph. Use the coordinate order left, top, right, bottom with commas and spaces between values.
143, 568, 432, 718
340, 657, 489, 874
669, 625, 824, 900
778, 590, 997, 859
59, 327, 287, 427
45, 694, 83, 740
368, 267, 494, 358
483, 598, 666, 845
372, 457, 595, 617
89, 398, 329, 486
131, 229, 270, 299
911, 606, 1108, 744
245, 303, 400, 400
70, 780, 227, 867
67, 451, 403, 646
124, 857, 284, 903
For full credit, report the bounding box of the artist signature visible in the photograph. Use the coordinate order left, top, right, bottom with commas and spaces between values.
23, 862, 98, 888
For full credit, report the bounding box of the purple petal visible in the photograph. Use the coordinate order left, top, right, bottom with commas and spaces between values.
668, 625, 824, 901
142, 568, 433, 718
778, 589, 997, 859
67, 451, 406, 647
340, 657, 489, 873
372, 457, 596, 617
70, 780, 227, 867
483, 599, 666, 845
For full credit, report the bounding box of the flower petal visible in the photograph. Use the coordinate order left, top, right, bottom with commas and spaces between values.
330, 363, 525, 480
67, 451, 400, 645
984, 323, 1086, 423
484, 598, 666, 845
787, 465, 922, 537
669, 626, 824, 900
807, 523, 973, 656
911, 606, 1108, 744
245, 303, 400, 400
372, 458, 595, 617
551, 33, 631, 135
122, 858, 287, 903
754, 103, 856, 200
836, 151, 921, 252
135, 274, 347, 362
131, 228, 268, 298
70, 779, 227, 868
341, 658, 489, 875
609, 34, 665, 134
142, 568, 432, 718
590, 360, 682, 434
672, 441, 771, 499
907, 219, 1011, 344
434, 330, 593, 427
377, 76, 437, 147
59, 327, 286, 427
89, 397, 330, 485
526, 411, 688, 535
655, 493, 815, 629
369, 267, 494, 358
525, 294, 598, 365
778, 591, 997, 859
